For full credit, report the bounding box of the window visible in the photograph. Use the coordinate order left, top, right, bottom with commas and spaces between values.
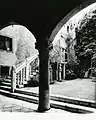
0, 36, 12, 51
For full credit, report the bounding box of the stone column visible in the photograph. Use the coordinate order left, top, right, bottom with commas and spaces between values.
58, 63, 62, 82
11, 66, 16, 93
56, 63, 58, 81
63, 63, 66, 80
35, 38, 52, 112
63, 49, 66, 80
0, 66, 1, 76
49, 65, 53, 83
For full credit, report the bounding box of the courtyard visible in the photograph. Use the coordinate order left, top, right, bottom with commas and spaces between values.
0, 78, 95, 113
22, 78, 95, 101
0, 94, 69, 113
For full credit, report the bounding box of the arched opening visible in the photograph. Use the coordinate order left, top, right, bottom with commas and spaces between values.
1, 0, 96, 113
0, 36, 12, 51
49, 2, 96, 103
0, 23, 39, 90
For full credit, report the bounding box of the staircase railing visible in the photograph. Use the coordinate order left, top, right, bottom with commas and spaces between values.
15, 53, 39, 88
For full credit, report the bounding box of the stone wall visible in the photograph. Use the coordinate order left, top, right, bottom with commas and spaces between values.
0, 25, 38, 67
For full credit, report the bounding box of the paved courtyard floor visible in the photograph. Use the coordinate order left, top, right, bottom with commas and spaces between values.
0, 78, 95, 114
0, 94, 70, 113
22, 78, 96, 101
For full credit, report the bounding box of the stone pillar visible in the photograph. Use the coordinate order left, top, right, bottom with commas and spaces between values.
0, 66, 1, 76
11, 66, 16, 93
49, 65, 53, 83
58, 63, 62, 82
63, 63, 66, 80
63, 49, 66, 80
38, 50, 50, 112
56, 63, 58, 81
35, 38, 52, 112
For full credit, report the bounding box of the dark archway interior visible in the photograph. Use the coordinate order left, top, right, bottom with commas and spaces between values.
0, 0, 88, 41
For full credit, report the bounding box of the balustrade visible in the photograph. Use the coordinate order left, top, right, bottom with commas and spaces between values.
14, 54, 39, 89
10, 52, 66, 92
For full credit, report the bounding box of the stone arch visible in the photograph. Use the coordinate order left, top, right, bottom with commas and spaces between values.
48, 0, 96, 84
49, 0, 96, 42
1, 0, 96, 112
0, 23, 38, 67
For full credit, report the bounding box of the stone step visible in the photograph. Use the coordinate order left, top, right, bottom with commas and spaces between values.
3, 78, 11, 83
0, 81, 11, 87
0, 85, 96, 109
50, 94, 96, 109
50, 100, 95, 113
0, 85, 11, 91
0, 88, 95, 113
15, 88, 96, 108
0, 89, 38, 104
16, 88, 38, 97
0, 77, 27, 88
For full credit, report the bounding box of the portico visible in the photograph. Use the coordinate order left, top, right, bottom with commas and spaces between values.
0, 0, 96, 112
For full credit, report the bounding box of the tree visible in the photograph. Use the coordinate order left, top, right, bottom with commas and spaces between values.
74, 10, 96, 77
50, 44, 64, 63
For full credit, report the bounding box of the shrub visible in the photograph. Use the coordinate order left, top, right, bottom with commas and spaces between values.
27, 74, 39, 87
65, 61, 78, 80
65, 69, 77, 80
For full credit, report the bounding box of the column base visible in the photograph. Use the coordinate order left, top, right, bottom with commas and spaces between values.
58, 79, 62, 82
37, 106, 51, 112
92, 78, 96, 82
16, 84, 24, 88
10, 89, 15, 93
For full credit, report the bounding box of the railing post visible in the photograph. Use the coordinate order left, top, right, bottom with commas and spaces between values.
11, 66, 16, 93
29, 64, 32, 76
23, 68, 25, 82
20, 69, 22, 85
18, 69, 24, 88
26, 62, 29, 81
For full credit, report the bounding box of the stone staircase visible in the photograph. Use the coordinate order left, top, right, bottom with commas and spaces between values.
0, 76, 11, 87
0, 76, 96, 113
